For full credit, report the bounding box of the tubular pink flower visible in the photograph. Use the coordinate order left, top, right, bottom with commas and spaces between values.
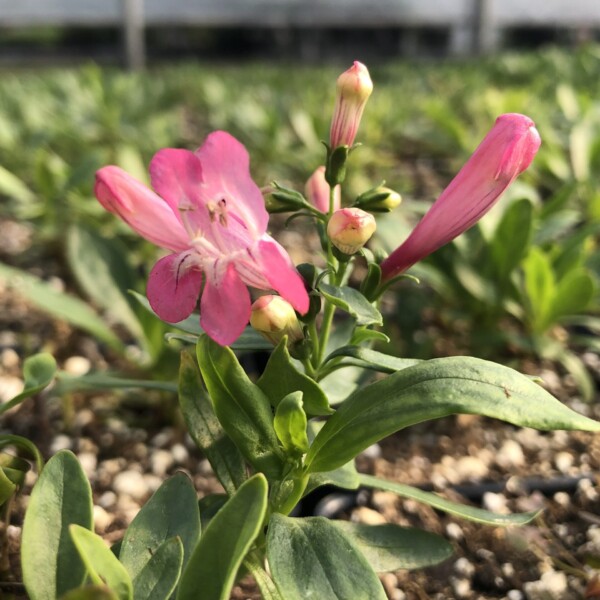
305, 166, 341, 213
329, 61, 373, 149
94, 131, 309, 346
380, 113, 541, 281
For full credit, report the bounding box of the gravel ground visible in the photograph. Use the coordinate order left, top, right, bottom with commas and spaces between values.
1, 221, 600, 599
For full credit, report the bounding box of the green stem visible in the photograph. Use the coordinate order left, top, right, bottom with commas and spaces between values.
316, 261, 347, 367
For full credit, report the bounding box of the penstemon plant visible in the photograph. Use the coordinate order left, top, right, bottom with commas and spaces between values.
20, 61, 600, 600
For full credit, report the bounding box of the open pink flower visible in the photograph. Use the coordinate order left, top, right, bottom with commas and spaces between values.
95, 131, 309, 346
380, 113, 541, 281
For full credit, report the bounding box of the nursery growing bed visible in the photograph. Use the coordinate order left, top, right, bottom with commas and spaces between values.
1, 284, 599, 599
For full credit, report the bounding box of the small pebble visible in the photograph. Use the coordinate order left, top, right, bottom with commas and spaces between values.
98, 491, 117, 509
50, 434, 72, 454
360, 443, 381, 459
445, 522, 464, 541
0, 376, 24, 402
150, 449, 174, 477
6, 525, 21, 539
496, 439, 525, 470
1, 348, 19, 369
507, 591, 524, 600
554, 452, 574, 474
502, 563, 515, 578
113, 470, 151, 501
454, 557, 475, 578
450, 577, 471, 598
78, 452, 98, 479
455, 456, 489, 480
482, 492, 509, 514
93, 505, 113, 532
151, 429, 174, 448
371, 491, 398, 512
523, 570, 568, 600
351, 506, 386, 525
171, 443, 189, 464
63, 356, 91, 376
553, 491, 570, 507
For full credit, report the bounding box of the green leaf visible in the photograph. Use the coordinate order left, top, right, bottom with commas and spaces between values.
305, 356, 600, 473
0, 434, 44, 473
323, 346, 421, 374
129, 536, 184, 600
0, 262, 123, 351
267, 515, 386, 600
120, 473, 200, 586
547, 268, 595, 327
257, 340, 331, 416
59, 586, 118, 600
178, 350, 246, 495
69, 525, 133, 600
198, 494, 228, 531
66, 224, 145, 344
522, 248, 555, 333
0, 164, 36, 203
318, 283, 382, 326
0, 467, 16, 506
22, 450, 93, 600
491, 198, 533, 284
274, 392, 309, 456
318, 365, 367, 405
0, 353, 57, 415
351, 329, 390, 345
333, 522, 453, 571
54, 372, 177, 396
359, 474, 539, 526
0, 452, 30, 486
178, 474, 268, 600
196, 335, 284, 478
243, 551, 285, 600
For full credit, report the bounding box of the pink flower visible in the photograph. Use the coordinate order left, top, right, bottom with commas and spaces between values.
380, 113, 541, 281
327, 207, 376, 255
329, 61, 373, 149
305, 166, 341, 213
95, 131, 309, 346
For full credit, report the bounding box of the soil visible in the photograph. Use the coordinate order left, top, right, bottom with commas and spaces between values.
1, 222, 600, 599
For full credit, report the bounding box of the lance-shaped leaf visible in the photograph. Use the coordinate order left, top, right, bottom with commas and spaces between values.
0, 353, 57, 415
318, 282, 382, 326
332, 522, 453, 571
69, 525, 133, 600
323, 346, 421, 374
179, 350, 246, 495
257, 339, 331, 416
119, 473, 199, 588
359, 474, 539, 526
22, 451, 93, 600
178, 474, 268, 600
129, 537, 184, 600
196, 335, 284, 478
267, 515, 386, 600
306, 356, 600, 473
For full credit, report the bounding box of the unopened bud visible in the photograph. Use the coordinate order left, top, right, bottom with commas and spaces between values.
329, 61, 373, 149
327, 207, 376, 255
305, 166, 341, 213
264, 182, 307, 213
354, 186, 402, 212
250, 295, 304, 346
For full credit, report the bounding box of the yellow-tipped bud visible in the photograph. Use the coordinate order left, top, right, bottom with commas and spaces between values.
250, 295, 304, 346
329, 61, 373, 149
354, 186, 402, 212
327, 207, 376, 255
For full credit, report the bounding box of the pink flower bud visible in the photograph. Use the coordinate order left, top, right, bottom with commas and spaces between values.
305, 166, 341, 213
380, 113, 541, 281
327, 207, 376, 255
250, 295, 304, 346
329, 61, 373, 149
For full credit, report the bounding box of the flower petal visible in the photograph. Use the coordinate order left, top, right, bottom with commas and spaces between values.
201, 262, 251, 346
255, 237, 309, 315
149, 148, 204, 214
195, 131, 268, 238
147, 253, 201, 323
95, 166, 189, 252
